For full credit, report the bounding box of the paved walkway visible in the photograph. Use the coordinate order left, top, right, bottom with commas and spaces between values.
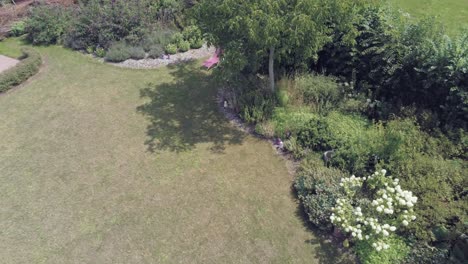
0, 55, 19, 73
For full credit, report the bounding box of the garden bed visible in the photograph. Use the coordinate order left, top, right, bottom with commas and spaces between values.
107, 45, 215, 69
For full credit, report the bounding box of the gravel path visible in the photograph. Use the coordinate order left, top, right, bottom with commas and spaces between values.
108, 45, 216, 69
0, 55, 19, 73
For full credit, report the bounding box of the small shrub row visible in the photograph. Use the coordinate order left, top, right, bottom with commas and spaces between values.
0, 48, 42, 92
104, 42, 146, 62
165, 25, 204, 54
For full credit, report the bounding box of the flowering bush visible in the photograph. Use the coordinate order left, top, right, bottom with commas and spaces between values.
330, 169, 417, 252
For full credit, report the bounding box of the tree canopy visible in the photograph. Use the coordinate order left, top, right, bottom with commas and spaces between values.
194, 0, 375, 90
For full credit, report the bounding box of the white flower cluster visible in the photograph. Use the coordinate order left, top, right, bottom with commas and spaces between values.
339, 175, 365, 187
372, 241, 389, 251
330, 169, 418, 252
370, 171, 418, 228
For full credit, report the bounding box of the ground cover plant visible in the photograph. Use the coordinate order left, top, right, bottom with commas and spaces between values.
0, 38, 351, 263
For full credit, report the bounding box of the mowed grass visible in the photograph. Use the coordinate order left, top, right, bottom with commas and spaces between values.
0, 37, 24, 58
0, 41, 351, 263
390, 0, 468, 34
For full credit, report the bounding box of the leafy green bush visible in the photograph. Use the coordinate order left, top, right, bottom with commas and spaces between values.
141, 29, 175, 52
239, 89, 276, 124
105, 42, 131, 62
64, 0, 180, 50
165, 43, 178, 54
10, 21, 26, 37
148, 45, 164, 59
254, 121, 275, 138
182, 25, 202, 42
189, 38, 204, 49
25, 5, 71, 45
294, 157, 346, 230
284, 136, 306, 159
128, 46, 146, 60
268, 107, 318, 137
276, 87, 289, 107
295, 74, 343, 113
86, 46, 94, 54
170, 32, 184, 46
388, 154, 467, 243
402, 242, 448, 264
355, 235, 410, 264
182, 25, 204, 49
0, 48, 42, 92
178, 40, 190, 52
95, 47, 106, 58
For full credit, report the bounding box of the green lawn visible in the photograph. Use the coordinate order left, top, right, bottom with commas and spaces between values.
0, 40, 353, 263
390, 0, 468, 34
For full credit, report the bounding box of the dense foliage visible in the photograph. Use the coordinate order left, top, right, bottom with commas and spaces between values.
24, 4, 72, 45
317, 6, 468, 131
22, 0, 204, 59
0, 48, 42, 92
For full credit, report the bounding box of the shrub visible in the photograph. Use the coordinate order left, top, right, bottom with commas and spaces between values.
148, 45, 164, 59
239, 89, 276, 124
178, 40, 190, 52
128, 46, 146, 60
284, 136, 306, 159
254, 121, 275, 138
0, 48, 42, 92
10, 21, 26, 37
269, 107, 318, 137
141, 29, 175, 52
64, 0, 176, 50
25, 5, 71, 45
189, 38, 204, 49
402, 242, 448, 264
295, 74, 343, 113
182, 25, 202, 42
165, 43, 178, 54
95, 47, 106, 58
294, 157, 346, 230
388, 154, 467, 243
85, 46, 94, 54
105, 42, 131, 62
182, 25, 204, 49
276, 87, 289, 107
170, 32, 184, 46
355, 235, 410, 264
330, 170, 418, 252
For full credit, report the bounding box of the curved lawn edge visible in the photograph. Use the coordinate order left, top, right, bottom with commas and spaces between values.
0, 47, 42, 93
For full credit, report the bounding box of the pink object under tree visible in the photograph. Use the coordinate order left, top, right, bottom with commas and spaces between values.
203, 48, 221, 69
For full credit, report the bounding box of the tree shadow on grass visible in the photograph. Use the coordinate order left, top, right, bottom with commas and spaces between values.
136, 61, 246, 153
291, 186, 357, 264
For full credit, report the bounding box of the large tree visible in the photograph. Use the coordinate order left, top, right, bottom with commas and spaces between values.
195, 0, 372, 91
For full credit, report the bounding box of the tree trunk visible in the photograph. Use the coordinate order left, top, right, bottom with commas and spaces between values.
269, 46, 275, 92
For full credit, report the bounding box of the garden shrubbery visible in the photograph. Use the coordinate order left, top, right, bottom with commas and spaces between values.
0, 48, 42, 92
294, 157, 346, 231
22, 0, 205, 58
239, 71, 467, 263
10, 21, 25, 37
25, 4, 72, 45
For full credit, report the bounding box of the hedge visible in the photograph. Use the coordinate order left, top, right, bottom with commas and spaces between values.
0, 48, 42, 92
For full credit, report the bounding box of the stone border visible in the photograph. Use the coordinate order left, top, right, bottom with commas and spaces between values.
106, 45, 216, 69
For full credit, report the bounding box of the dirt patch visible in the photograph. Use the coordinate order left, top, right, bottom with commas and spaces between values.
0, 54, 19, 73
